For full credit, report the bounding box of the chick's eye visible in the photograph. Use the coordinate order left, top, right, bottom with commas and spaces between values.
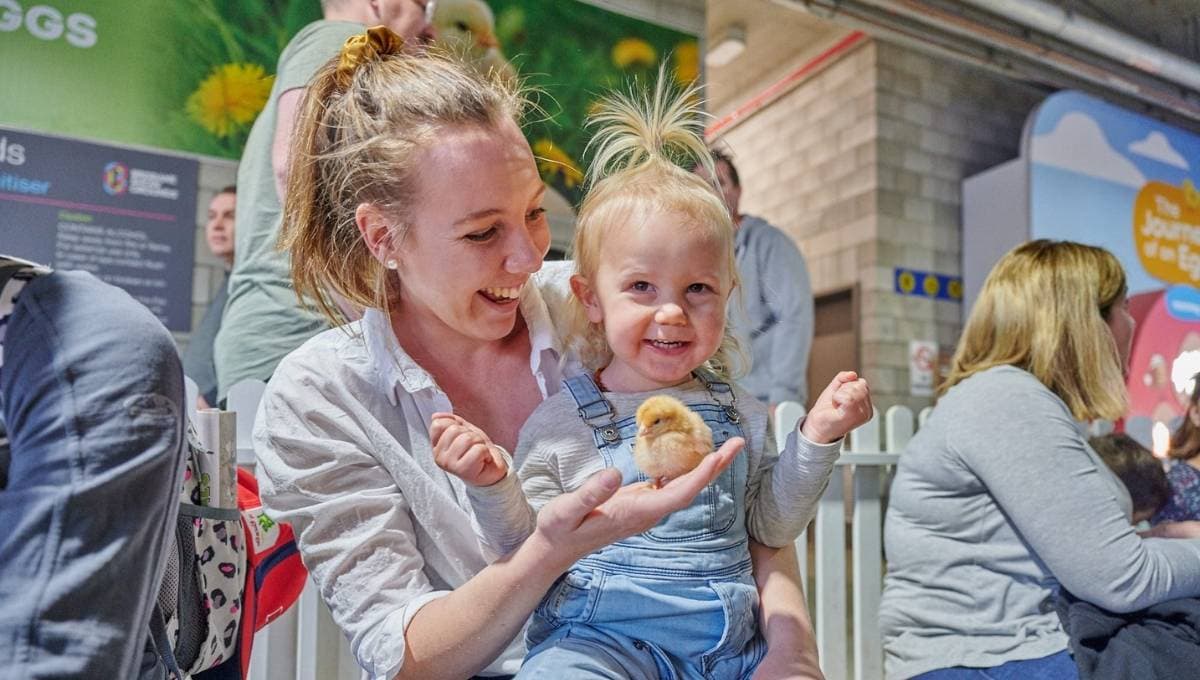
455, 21, 470, 31
653, 418, 661, 425
465, 226, 498, 242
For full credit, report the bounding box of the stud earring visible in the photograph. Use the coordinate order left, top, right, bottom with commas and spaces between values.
385, 259, 398, 270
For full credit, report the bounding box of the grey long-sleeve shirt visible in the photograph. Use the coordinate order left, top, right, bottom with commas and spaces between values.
730, 215, 814, 406
880, 365, 1200, 679
465, 379, 842, 560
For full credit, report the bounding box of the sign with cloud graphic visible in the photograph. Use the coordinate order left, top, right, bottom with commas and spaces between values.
1027, 90, 1200, 441
1029, 91, 1198, 295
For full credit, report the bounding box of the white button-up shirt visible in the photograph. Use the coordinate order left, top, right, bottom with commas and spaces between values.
254, 263, 577, 679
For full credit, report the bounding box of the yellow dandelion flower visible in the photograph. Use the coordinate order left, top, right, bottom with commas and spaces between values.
612, 37, 657, 69
187, 63, 275, 138
673, 41, 700, 85
533, 139, 584, 189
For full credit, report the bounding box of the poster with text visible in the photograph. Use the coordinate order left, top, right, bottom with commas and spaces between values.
0, 126, 198, 330
1027, 90, 1200, 441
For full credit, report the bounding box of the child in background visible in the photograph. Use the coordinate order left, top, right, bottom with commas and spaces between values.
431, 77, 872, 679
1089, 434, 1170, 525
1158, 372, 1200, 522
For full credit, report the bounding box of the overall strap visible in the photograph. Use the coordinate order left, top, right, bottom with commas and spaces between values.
693, 369, 742, 424
563, 374, 616, 425
562, 374, 622, 444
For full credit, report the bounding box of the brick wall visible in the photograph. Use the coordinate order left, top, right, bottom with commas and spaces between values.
711, 38, 1045, 411
867, 42, 1043, 411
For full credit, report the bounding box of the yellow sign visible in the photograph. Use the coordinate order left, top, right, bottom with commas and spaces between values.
1134, 180, 1200, 286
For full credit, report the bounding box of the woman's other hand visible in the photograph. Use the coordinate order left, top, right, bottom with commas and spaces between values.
527, 436, 745, 570
1141, 520, 1200, 539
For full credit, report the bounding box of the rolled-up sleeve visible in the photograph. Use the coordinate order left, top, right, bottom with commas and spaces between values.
254, 367, 441, 680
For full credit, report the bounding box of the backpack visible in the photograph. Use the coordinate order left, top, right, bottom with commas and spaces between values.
158, 419, 308, 678
158, 421, 246, 675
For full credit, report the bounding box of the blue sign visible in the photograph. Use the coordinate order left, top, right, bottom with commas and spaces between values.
892, 267, 964, 302
0, 127, 198, 331
894, 267, 963, 301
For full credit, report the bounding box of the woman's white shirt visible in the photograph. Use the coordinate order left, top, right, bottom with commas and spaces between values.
253, 262, 576, 679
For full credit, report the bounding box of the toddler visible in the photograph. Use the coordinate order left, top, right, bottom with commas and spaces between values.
433, 78, 871, 679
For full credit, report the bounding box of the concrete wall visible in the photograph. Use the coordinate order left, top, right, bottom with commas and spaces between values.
711, 37, 1045, 411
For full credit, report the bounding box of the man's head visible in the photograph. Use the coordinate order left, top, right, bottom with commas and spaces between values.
322, 0, 436, 47
205, 186, 236, 268
693, 147, 741, 224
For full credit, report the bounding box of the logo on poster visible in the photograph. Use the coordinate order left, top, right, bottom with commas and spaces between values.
102, 161, 128, 195
101, 161, 180, 200
0, 2, 97, 48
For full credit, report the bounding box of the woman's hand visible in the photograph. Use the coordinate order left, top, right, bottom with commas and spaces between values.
801, 371, 872, 444
430, 412, 508, 487
1141, 520, 1200, 539
527, 436, 745, 571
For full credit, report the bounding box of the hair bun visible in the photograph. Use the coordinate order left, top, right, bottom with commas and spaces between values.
336, 25, 406, 87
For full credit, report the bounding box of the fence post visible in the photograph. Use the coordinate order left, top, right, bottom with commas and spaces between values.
775, 401, 809, 586
227, 379, 267, 467
855, 409, 889, 680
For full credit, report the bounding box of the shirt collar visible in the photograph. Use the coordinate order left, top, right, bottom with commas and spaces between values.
360, 274, 568, 406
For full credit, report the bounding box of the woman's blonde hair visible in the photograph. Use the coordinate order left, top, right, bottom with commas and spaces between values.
280, 27, 526, 324
568, 72, 745, 379
942, 239, 1128, 421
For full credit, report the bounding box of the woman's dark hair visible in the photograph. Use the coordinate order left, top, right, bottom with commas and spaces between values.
1169, 372, 1200, 461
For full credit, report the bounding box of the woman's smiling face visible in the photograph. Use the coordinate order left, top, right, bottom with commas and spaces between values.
393, 119, 550, 343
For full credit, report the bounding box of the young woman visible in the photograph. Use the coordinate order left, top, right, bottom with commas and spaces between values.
879, 240, 1200, 679
255, 27, 823, 679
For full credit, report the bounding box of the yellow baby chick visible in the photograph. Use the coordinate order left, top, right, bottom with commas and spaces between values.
433, 0, 516, 81
634, 395, 713, 487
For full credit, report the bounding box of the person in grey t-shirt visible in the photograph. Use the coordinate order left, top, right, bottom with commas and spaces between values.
880, 240, 1200, 680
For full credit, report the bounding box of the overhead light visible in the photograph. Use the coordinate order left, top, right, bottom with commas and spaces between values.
706, 23, 747, 68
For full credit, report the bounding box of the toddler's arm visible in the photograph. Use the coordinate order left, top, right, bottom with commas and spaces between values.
746, 372, 872, 547
431, 413, 536, 560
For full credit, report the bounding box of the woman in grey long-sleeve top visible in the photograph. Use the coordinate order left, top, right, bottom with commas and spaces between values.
879, 240, 1200, 679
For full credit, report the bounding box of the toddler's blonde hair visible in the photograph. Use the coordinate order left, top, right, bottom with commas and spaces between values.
569, 72, 745, 379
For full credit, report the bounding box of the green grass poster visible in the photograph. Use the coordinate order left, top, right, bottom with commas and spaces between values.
0, 0, 695, 202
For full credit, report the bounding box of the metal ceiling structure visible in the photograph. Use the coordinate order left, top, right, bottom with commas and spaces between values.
708, 0, 1200, 131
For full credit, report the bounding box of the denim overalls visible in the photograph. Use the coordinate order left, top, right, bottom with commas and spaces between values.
519, 372, 766, 680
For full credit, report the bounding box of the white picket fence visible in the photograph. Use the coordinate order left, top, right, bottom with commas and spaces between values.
211, 380, 928, 680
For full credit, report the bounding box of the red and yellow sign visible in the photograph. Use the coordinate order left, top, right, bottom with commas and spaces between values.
1133, 180, 1200, 286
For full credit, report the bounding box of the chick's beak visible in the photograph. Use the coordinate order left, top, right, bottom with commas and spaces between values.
637, 425, 649, 438
478, 31, 499, 49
